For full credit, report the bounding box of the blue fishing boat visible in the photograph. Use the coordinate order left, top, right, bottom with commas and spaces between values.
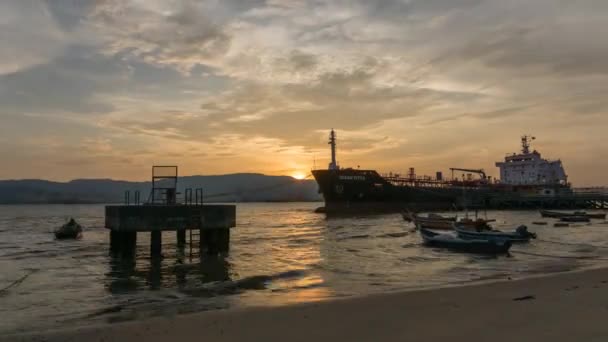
454, 224, 536, 243
419, 228, 511, 254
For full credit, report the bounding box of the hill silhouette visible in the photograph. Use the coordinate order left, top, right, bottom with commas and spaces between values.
0, 174, 321, 204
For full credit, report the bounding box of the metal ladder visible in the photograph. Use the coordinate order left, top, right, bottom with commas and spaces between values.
188, 215, 201, 259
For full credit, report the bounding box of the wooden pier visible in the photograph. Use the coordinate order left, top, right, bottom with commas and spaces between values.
105, 204, 236, 257
105, 166, 235, 258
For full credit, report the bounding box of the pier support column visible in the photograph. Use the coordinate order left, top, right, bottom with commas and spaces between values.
198, 228, 206, 254
110, 231, 137, 256
151, 231, 162, 258
122, 232, 137, 256
199, 229, 220, 255
177, 229, 186, 249
207, 229, 219, 255
218, 229, 230, 254
110, 230, 120, 253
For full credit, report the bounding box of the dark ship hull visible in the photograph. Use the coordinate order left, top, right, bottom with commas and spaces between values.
312, 169, 581, 214
312, 169, 485, 213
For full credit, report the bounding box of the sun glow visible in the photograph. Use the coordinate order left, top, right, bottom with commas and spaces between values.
292, 172, 307, 180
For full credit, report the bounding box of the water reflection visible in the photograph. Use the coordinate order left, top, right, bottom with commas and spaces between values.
106, 248, 232, 295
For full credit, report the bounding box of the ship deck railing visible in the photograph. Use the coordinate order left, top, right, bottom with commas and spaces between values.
384, 176, 486, 188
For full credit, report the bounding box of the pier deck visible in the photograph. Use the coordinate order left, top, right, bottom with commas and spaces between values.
105, 204, 236, 257
105, 204, 235, 231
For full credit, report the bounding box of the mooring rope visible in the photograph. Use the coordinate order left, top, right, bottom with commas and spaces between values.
0, 270, 37, 296
535, 238, 608, 249
511, 250, 608, 261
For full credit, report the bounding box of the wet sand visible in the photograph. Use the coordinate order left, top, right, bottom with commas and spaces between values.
13, 268, 608, 342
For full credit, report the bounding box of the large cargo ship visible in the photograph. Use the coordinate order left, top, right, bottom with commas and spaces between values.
312, 130, 604, 213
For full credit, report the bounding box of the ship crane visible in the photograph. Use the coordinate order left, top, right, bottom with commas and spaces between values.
449, 168, 487, 180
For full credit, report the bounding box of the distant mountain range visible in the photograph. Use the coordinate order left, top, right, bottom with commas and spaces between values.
0, 174, 322, 204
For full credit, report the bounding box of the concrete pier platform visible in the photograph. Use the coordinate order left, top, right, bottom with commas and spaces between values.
105, 204, 236, 257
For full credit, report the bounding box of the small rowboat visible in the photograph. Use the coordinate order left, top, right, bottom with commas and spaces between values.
54, 218, 83, 239
454, 224, 536, 243
540, 210, 605, 220
409, 213, 457, 229
420, 228, 511, 254
403, 212, 455, 222
457, 218, 495, 231
414, 217, 454, 230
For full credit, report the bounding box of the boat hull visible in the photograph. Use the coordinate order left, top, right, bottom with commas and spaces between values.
559, 216, 590, 223
420, 228, 511, 254
454, 225, 534, 243
414, 217, 455, 230
54, 222, 83, 240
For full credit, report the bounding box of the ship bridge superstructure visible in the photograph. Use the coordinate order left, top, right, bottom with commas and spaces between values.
495, 136, 567, 186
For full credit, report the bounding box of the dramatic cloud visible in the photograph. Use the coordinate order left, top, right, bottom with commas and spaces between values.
0, 0, 607, 184
0, 1, 69, 74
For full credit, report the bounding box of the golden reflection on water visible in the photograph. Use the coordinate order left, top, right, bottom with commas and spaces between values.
287, 277, 334, 304
233, 205, 335, 306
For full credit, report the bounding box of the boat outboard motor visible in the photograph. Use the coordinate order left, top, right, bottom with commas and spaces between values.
516, 225, 536, 239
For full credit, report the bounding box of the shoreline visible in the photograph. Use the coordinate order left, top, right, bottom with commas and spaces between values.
14, 266, 608, 342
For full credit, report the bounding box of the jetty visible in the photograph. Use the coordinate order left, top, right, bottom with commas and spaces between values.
105, 166, 235, 257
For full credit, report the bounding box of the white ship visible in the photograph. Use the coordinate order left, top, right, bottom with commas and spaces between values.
495, 136, 568, 188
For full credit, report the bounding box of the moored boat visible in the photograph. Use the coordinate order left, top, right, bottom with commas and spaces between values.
413, 216, 455, 230
404, 212, 456, 223
559, 216, 590, 223
54, 218, 83, 239
419, 228, 511, 254
454, 224, 536, 243
456, 218, 495, 231
540, 210, 605, 220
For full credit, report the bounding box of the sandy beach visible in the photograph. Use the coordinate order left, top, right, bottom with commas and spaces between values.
12, 267, 608, 342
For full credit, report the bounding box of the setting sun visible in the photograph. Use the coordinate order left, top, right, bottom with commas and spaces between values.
292, 172, 307, 180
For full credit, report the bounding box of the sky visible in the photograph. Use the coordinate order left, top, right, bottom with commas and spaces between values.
0, 0, 607, 185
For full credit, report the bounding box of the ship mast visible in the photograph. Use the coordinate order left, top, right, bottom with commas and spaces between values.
328, 129, 338, 170
521, 135, 535, 154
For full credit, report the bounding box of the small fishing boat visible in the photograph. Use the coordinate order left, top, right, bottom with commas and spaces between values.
419, 228, 511, 254
456, 218, 495, 231
559, 216, 590, 223
408, 212, 457, 229
540, 210, 605, 220
414, 217, 454, 230
427, 213, 457, 221
54, 218, 83, 239
403, 212, 455, 223
454, 224, 536, 243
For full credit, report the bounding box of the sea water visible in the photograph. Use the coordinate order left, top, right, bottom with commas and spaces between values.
1, 203, 608, 334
